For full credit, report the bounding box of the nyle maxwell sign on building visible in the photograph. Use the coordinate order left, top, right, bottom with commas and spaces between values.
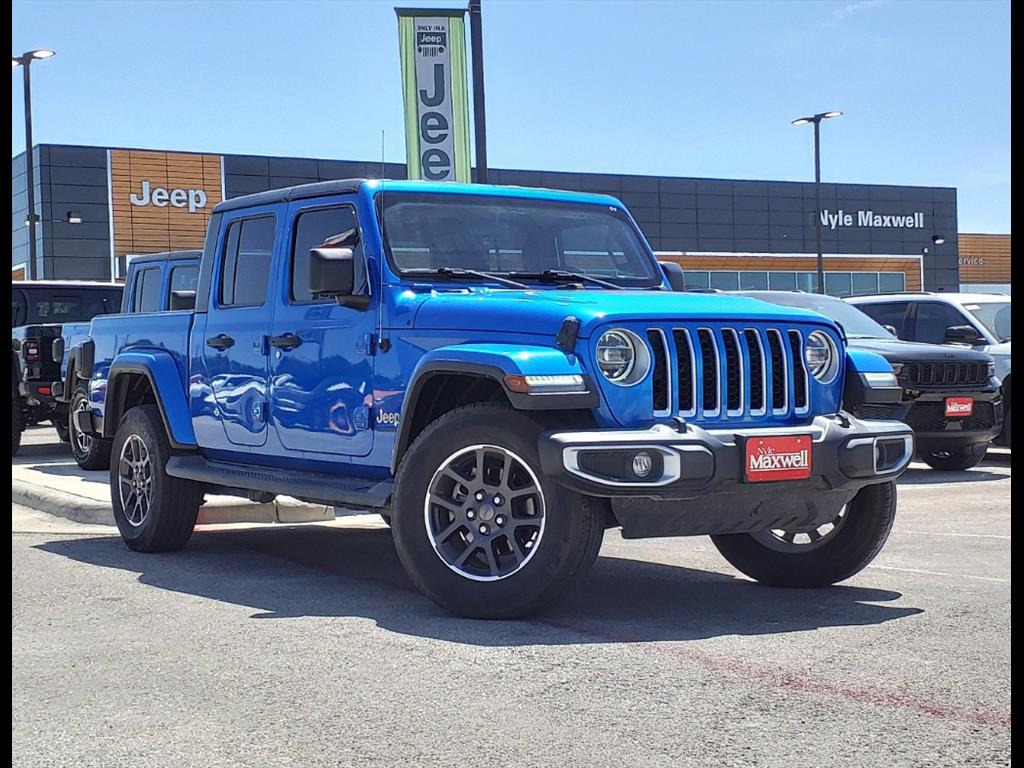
396, 8, 472, 182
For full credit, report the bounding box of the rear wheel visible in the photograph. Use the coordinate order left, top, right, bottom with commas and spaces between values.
391, 404, 604, 618
53, 412, 70, 443
920, 444, 988, 471
70, 387, 112, 470
110, 405, 202, 552
711, 481, 897, 587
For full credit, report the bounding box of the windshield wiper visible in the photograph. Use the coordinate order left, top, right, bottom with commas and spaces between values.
508, 269, 623, 290
404, 267, 529, 289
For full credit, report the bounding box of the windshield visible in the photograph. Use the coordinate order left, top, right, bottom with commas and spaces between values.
378, 193, 661, 288
964, 301, 1011, 342
12, 286, 124, 326
738, 292, 895, 339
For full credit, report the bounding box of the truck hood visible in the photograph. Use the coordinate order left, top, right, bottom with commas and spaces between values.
846, 336, 993, 364
409, 289, 837, 337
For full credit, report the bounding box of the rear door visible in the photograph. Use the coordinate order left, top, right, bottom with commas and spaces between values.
201, 208, 280, 448
266, 197, 377, 459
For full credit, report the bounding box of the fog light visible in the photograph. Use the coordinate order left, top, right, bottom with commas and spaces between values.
632, 451, 653, 478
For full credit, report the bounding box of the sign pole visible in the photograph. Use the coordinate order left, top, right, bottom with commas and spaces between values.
468, 0, 488, 184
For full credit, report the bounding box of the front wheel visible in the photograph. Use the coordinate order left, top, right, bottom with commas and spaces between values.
711, 481, 897, 588
920, 444, 988, 471
70, 387, 112, 470
110, 405, 202, 552
53, 411, 71, 443
391, 404, 605, 619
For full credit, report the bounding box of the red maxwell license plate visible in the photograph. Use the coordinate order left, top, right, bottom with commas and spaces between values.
744, 435, 813, 482
945, 396, 974, 417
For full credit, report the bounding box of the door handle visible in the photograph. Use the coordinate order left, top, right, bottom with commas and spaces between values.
269, 333, 303, 350
206, 334, 235, 350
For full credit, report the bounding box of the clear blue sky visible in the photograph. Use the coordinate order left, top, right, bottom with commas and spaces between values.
12, 0, 1010, 232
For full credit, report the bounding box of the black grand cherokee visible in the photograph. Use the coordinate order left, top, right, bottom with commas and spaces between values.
736, 291, 1002, 471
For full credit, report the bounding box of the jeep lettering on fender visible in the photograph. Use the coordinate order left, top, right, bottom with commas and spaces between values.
75, 178, 914, 619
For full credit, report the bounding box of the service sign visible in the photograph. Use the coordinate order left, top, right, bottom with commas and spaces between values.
397, 8, 471, 182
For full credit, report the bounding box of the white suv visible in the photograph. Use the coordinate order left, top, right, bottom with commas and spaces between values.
847, 293, 1011, 446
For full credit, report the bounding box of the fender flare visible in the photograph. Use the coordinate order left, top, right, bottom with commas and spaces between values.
103, 351, 197, 449
390, 344, 598, 474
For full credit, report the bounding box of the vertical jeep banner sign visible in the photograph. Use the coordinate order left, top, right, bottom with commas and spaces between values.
396, 8, 472, 182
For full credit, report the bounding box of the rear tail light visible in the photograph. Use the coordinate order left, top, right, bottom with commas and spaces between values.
23, 339, 41, 363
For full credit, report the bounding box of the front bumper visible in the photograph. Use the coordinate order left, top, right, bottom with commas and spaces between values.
860, 386, 1003, 451
538, 414, 913, 539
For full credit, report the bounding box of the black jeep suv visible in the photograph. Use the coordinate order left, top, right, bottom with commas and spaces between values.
12, 280, 122, 455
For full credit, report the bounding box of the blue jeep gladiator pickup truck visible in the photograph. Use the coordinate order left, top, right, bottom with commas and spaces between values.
73, 179, 913, 618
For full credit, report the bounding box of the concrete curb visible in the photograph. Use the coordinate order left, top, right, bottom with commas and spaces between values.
12, 478, 334, 527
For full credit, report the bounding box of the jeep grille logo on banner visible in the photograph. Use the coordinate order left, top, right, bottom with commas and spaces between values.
396, 8, 472, 182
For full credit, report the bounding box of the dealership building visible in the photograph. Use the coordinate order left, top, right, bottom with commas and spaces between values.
11, 143, 1010, 294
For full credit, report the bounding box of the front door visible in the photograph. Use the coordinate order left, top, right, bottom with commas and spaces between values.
202, 210, 280, 448
268, 198, 376, 459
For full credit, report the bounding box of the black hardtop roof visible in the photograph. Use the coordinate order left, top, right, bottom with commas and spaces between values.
213, 179, 367, 214
129, 250, 202, 265
12, 280, 123, 289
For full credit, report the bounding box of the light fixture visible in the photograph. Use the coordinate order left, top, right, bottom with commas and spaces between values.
932, 235, 945, 245
791, 117, 812, 126
66, 211, 82, 224
822, 111, 843, 119
28, 49, 56, 60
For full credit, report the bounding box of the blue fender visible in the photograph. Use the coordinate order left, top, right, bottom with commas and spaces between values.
104, 350, 197, 448
390, 343, 596, 473
845, 348, 895, 375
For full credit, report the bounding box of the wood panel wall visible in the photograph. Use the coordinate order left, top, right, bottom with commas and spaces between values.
655, 254, 922, 291
958, 233, 1010, 284
110, 150, 222, 260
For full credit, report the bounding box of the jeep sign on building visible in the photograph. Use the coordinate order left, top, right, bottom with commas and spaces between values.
12, 142, 978, 293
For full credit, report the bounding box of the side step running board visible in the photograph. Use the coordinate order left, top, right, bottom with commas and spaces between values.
166, 455, 393, 510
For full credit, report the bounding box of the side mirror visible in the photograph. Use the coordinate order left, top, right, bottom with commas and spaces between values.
944, 324, 985, 345
169, 290, 196, 311
882, 324, 898, 336
659, 261, 687, 292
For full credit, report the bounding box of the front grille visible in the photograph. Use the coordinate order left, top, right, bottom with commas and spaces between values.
904, 401, 996, 432
904, 362, 988, 387
645, 324, 816, 422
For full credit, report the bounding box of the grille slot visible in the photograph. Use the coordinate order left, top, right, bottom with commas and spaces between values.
744, 329, 765, 414
697, 329, 720, 415
647, 329, 670, 414
723, 329, 742, 413
767, 330, 787, 411
787, 331, 808, 411
673, 329, 695, 414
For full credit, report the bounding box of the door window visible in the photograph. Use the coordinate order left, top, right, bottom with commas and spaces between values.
290, 206, 364, 303
855, 302, 909, 338
913, 302, 972, 344
220, 216, 275, 307
133, 268, 162, 313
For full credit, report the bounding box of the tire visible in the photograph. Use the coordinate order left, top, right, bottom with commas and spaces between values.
997, 399, 1011, 447
110, 405, 202, 552
70, 387, 113, 470
379, 513, 392, 527
711, 481, 897, 588
391, 404, 605, 619
12, 398, 24, 457
53, 414, 71, 443
920, 444, 988, 471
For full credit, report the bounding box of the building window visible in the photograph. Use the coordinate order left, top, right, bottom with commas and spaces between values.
738, 271, 768, 290
683, 271, 710, 289
768, 272, 797, 291
710, 271, 739, 290
796, 272, 817, 293
851, 272, 879, 296
878, 272, 906, 293
825, 272, 853, 297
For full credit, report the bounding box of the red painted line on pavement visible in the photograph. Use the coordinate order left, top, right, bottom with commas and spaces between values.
540, 619, 1011, 731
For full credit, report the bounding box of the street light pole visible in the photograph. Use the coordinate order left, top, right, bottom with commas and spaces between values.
12, 49, 56, 281
468, 0, 488, 184
792, 110, 842, 294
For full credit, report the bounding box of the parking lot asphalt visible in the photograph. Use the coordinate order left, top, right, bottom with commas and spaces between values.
12, 428, 1010, 767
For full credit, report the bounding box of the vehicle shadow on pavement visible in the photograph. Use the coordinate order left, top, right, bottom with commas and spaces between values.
34, 524, 922, 646
899, 467, 1008, 486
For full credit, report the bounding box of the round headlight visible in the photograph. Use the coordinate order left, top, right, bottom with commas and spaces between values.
804, 331, 839, 383
596, 329, 649, 385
